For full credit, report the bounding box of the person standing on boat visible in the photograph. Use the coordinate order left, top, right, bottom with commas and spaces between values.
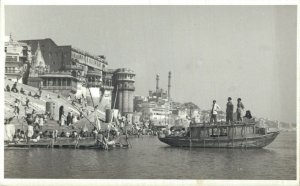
236, 98, 245, 121
226, 97, 234, 124
210, 100, 221, 124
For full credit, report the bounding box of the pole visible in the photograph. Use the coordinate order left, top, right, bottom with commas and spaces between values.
113, 86, 118, 110
87, 86, 95, 110
106, 86, 119, 149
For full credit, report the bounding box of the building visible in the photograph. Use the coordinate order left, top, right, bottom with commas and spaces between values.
141, 106, 172, 125
17, 38, 135, 114
112, 68, 136, 114
19, 38, 107, 97
27, 42, 49, 88
133, 95, 147, 112
4, 35, 32, 83
19, 38, 109, 105
19, 38, 107, 73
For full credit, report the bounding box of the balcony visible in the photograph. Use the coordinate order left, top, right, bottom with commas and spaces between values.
65, 65, 83, 71
87, 70, 102, 77
42, 85, 77, 92
87, 81, 102, 87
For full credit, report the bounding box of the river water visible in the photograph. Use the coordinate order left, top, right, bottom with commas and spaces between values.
4, 131, 296, 179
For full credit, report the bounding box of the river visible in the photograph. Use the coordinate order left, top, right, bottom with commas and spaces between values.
4, 131, 296, 179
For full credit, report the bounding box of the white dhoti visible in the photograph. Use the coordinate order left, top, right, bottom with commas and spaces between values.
5, 124, 15, 141
27, 125, 34, 138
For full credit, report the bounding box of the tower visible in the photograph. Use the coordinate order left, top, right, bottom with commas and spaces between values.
30, 42, 47, 77
168, 71, 171, 100
156, 74, 159, 93
113, 68, 135, 115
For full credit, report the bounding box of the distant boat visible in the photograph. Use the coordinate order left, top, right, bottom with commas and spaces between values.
158, 120, 279, 148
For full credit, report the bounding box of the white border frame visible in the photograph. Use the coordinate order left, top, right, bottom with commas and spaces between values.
0, 1, 299, 186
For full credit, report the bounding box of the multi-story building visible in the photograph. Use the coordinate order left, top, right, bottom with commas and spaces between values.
19, 38, 107, 96
17, 38, 135, 114
4, 35, 32, 83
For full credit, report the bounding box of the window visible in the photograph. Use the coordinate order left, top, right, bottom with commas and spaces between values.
43, 80, 46, 86
6, 56, 18, 62
62, 79, 66, 86
67, 79, 71, 86
48, 78, 53, 86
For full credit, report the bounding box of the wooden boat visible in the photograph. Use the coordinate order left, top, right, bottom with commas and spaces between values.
5, 136, 129, 150
158, 121, 279, 148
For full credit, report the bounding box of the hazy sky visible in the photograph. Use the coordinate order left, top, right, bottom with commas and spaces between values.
5, 6, 297, 123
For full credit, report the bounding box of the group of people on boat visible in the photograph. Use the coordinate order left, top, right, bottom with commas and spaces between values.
210, 97, 253, 125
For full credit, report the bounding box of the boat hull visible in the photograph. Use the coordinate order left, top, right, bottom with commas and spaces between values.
5, 136, 129, 150
158, 131, 279, 148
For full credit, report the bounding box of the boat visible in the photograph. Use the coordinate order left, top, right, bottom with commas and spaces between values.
5, 136, 129, 150
158, 120, 279, 148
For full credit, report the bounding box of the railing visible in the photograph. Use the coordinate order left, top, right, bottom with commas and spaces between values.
87, 82, 102, 87
190, 121, 257, 128
87, 70, 102, 76
116, 77, 135, 82
42, 85, 77, 92
64, 65, 83, 71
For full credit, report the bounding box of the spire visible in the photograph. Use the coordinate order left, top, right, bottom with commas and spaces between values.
34, 42, 46, 68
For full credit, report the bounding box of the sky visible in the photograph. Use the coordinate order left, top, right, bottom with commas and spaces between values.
4, 5, 297, 123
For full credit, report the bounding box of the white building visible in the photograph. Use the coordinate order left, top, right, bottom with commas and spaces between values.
4, 35, 32, 83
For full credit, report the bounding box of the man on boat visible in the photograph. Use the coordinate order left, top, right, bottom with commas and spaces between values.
236, 98, 245, 121
226, 97, 234, 124
210, 100, 221, 125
